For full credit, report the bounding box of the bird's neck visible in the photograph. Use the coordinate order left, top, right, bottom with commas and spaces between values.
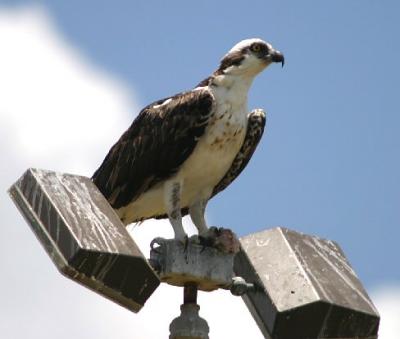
210, 73, 255, 109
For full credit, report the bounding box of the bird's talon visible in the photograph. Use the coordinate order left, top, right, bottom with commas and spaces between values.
150, 237, 166, 252
200, 241, 207, 253
183, 235, 189, 253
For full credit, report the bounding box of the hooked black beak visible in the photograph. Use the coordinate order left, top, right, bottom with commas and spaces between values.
271, 50, 285, 67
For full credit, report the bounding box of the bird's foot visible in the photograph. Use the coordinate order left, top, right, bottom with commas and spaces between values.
180, 234, 189, 253
150, 237, 168, 253
198, 227, 241, 254
150, 235, 190, 251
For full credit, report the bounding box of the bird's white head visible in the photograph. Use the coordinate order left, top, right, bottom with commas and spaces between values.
217, 38, 284, 77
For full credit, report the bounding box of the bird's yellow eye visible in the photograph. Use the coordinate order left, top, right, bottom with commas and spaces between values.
251, 44, 261, 52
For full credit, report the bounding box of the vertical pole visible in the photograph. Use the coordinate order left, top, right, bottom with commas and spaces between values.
169, 283, 209, 339
184, 283, 198, 304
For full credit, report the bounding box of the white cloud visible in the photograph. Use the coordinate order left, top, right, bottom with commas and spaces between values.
372, 285, 400, 339
0, 5, 138, 176
0, 5, 263, 339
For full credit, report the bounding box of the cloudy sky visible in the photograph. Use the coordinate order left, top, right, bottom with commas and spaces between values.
0, 1, 399, 338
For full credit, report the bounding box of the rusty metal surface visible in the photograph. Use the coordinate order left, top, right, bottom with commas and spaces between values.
234, 227, 380, 339
9, 168, 160, 313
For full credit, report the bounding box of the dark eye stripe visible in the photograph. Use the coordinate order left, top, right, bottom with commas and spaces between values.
251, 43, 268, 54
218, 51, 245, 72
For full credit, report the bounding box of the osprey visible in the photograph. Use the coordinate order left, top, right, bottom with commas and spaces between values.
93, 38, 284, 242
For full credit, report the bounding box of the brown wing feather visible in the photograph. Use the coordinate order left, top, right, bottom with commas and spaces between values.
92, 89, 214, 209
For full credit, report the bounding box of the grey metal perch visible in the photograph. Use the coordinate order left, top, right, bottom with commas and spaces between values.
9, 168, 380, 338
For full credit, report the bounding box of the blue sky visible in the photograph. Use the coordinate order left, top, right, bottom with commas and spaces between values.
1, 1, 399, 337
20, 0, 399, 288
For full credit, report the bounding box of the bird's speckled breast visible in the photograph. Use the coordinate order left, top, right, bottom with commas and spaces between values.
116, 84, 249, 222
175, 87, 248, 205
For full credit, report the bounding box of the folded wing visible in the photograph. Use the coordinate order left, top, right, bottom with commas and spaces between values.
92, 89, 214, 209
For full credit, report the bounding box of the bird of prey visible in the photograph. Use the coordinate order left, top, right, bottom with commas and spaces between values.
93, 38, 284, 242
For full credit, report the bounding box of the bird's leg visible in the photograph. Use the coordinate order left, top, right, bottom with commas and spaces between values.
189, 199, 217, 249
189, 199, 208, 235
189, 199, 240, 254
164, 180, 187, 241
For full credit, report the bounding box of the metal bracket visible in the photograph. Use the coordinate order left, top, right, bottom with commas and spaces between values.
229, 276, 256, 296
150, 237, 235, 291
